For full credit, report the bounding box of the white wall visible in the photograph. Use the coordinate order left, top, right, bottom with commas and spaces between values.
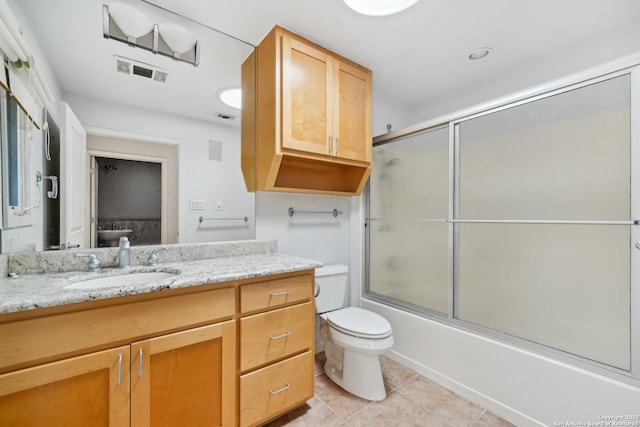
360, 24, 640, 427
255, 191, 351, 267
64, 94, 255, 244
372, 91, 413, 138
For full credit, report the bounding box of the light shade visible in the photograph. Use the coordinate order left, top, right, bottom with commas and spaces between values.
343, 0, 419, 16
104, 4, 200, 66
108, 2, 154, 38
158, 22, 197, 54
219, 88, 242, 109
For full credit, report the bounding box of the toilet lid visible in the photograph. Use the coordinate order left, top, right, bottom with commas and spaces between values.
325, 307, 392, 338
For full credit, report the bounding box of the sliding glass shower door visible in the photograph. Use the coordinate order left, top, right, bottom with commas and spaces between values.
368, 126, 450, 315
367, 70, 637, 373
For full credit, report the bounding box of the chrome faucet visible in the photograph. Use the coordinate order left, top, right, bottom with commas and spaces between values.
147, 247, 168, 266
74, 253, 102, 272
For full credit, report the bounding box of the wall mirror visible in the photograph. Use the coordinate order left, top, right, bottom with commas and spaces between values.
1, 0, 256, 252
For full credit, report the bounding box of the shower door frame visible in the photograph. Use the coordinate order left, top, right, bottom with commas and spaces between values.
365, 63, 640, 386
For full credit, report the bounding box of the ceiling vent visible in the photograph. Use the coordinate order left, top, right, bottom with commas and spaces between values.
215, 112, 236, 121
114, 56, 168, 83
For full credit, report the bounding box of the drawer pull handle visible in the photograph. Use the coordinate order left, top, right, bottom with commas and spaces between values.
270, 290, 290, 297
139, 348, 143, 378
117, 354, 122, 385
270, 383, 290, 395
270, 331, 291, 340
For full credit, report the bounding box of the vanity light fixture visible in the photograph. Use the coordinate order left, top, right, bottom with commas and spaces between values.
103, 3, 200, 66
105, 2, 154, 42
467, 47, 493, 61
342, 0, 419, 16
218, 88, 242, 109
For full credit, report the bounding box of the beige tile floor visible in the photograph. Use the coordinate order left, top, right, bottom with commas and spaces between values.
265, 352, 516, 427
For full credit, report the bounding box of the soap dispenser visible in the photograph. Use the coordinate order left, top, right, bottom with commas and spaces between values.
118, 236, 131, 268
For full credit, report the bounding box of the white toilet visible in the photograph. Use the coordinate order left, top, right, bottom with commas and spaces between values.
315, 265, 393, 401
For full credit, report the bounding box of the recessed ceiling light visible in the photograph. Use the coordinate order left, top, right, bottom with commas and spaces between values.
468, 48, 493, 61
343, 0, 419, 16
219, 88, 242, 109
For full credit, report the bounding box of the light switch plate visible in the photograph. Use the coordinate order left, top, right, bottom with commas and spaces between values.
189, 199, 205, 210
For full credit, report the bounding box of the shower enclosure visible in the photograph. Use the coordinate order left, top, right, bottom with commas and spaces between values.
366, 68, 639, 379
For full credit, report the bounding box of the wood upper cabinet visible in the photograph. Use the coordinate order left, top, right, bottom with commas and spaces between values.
281, 36, 371, 163
0, 346, 130, 427
242, 25, 372, 195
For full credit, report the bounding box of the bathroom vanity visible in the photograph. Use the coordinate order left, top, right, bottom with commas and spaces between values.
0, 241, 320, 427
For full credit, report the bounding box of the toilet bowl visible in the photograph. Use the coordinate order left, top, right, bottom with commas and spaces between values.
315, 265, 393, 401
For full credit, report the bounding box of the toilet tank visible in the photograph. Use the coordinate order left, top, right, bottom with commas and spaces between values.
315, 264, 349, 313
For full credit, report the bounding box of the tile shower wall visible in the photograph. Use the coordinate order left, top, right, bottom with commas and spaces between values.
96, 157, 161, 247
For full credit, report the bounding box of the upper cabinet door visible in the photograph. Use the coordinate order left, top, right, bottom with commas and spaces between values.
281, 36, 333, 156
334, 60, 372, 163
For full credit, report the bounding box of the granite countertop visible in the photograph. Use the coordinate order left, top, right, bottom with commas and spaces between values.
0, 243, 322, 315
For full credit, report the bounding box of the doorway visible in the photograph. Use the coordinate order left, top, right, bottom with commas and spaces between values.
93, 157, 161, 247
42, 110, 61, 250
87, 132, 179, 248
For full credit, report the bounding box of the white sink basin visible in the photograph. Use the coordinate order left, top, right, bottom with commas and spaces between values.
64, 271, 178, 290
97, 229, 133, 242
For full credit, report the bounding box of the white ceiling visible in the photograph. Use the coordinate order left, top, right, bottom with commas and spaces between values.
15, 0, 640, 129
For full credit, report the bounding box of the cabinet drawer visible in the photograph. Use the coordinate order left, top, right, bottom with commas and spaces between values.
239, 350, 314, 427
240, 275, 312, 313
0, 286, 235, 373
240, 302, 313, 371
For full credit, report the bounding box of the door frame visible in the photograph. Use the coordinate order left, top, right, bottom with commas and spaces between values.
85, 127, 180, 247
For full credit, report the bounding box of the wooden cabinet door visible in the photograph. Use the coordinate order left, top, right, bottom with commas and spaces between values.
131, 321, 236, 427
0, 346, 130, 427
281, 35, 333, 156
333, 60, 372, 162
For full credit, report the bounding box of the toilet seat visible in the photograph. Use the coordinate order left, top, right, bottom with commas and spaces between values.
324, 307, 392, 339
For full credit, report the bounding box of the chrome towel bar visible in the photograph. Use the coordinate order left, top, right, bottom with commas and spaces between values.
199, 216, 249, 223
288, 207, 342, 218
